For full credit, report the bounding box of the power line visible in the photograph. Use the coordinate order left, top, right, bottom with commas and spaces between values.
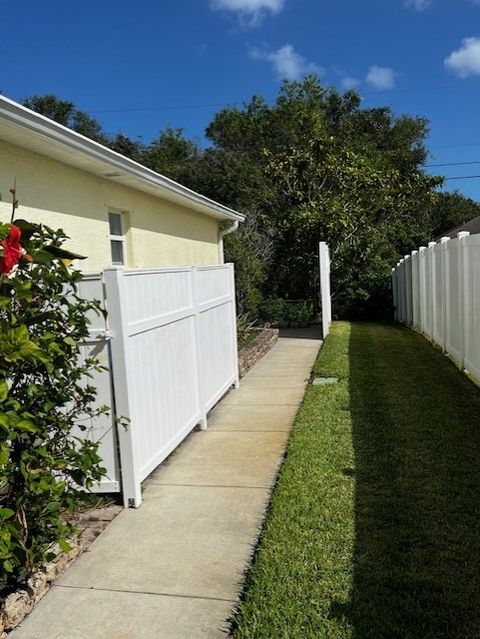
426, 160, 480, 168
444, 175, 480, 181
85, 80, 480, 115
430, 142, 480, 149
88, 102, 240, 114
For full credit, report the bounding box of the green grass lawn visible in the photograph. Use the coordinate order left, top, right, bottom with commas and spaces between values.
231, 322, 480, 639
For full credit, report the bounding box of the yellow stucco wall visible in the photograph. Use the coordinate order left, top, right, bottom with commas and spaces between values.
0, 139, 221, 271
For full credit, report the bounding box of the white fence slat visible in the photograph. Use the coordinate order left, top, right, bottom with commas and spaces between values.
458, 232, 470, 369
405, 255, 413, 327
446, 238, 461, 364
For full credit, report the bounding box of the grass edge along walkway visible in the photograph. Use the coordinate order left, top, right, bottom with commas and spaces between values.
231, 321, 480, 639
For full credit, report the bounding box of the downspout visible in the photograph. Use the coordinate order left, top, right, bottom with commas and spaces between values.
218, 219, 239, 264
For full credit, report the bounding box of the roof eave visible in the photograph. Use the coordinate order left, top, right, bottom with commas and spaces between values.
0, 95, 245, 224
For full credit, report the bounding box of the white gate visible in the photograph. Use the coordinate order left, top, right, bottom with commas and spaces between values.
76, 274, 120, 493
319, 242, 332, 338
80, 264, 238, 507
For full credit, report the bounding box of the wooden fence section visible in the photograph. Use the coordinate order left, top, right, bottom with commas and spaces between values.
392, 232, 480, 384
78, 264, 238, 507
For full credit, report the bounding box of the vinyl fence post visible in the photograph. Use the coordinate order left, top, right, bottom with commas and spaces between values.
457, 231, 470, 370
228, 263, 240, 390
191, 267, 208, 430
428, 242, 436, 341
440, 237, 450, 353
419, 246, 426, 334
319, 242, 332, 337
392, 267, 398, 321
103, 267, 142, 508
411, 250, 420, 331
405, 255, 413, 327
400, 259, 407, 324
396, 261, 403, 323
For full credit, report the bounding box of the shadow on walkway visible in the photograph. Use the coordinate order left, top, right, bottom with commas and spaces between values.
346, 323, 480, 638
279, 324, 323, 340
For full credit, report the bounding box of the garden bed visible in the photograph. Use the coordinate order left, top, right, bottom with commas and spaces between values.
238, 328, 278, 378
0, 503, 121, 637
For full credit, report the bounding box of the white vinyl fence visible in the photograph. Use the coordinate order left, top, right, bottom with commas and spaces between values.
319, 242, 332, 337
392, 232, 480, 384
77, 264, 239, 507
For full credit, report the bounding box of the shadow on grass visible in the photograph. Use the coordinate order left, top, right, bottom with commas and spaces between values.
346, 322, 480, 638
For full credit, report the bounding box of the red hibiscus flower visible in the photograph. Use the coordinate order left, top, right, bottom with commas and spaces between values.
0, 225, 22, 275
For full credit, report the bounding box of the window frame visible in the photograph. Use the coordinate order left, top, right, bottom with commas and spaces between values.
108, 211, 125, 266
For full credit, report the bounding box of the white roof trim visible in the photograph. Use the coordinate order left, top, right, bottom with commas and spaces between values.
0, 95, 244, 223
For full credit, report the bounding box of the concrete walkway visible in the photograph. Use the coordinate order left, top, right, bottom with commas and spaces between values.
11, 330, 321, 639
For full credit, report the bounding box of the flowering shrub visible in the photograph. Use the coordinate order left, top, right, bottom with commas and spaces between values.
0, 213, 106, 588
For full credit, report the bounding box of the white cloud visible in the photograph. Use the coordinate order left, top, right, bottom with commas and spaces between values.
210, 0, 284, 26
341, 76, 360, 90
405, 0, 431, 10
366, 65, 397, 89
445, 37, 480, 77
250, 44, 322, 80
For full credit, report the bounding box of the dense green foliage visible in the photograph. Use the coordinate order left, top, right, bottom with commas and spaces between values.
233, 322, 480, 638
430, 190, 480, 239
23, 95, 108, 145
23, 81, 480, 318
0, 216, 106, 588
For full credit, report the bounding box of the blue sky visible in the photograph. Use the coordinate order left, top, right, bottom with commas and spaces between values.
2, 0, 480, 199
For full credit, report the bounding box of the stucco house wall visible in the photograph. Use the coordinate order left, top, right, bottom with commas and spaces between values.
0, 95, 243, 271
0, 139, 222, 271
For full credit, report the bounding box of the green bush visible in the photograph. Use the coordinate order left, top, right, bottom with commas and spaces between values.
259, 298, 316, 324
259, 298, 288, 324
0, 216, 106, 588
285, 300, 315, 323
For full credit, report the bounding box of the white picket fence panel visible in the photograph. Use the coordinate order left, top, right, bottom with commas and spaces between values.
78, 264, 238, 507
392, 232, 480, 385
319, 242, 332, 337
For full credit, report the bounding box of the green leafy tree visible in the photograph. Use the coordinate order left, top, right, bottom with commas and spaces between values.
142, 127, 200, 182
429, 190, 480, 238
265, 138, 441, 316
199, 76, 440, 317
23, 95, 108, 145
109, 133, 145, 163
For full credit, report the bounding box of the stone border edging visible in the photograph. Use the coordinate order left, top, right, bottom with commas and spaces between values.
0, 505, 122, 637
238, 328, 279, 378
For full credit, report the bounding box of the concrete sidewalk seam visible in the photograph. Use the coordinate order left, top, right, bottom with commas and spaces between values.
53, 584, 237, 604
205, 429, 291, 433
146, 482, 272, 489
220, 402, 301, 406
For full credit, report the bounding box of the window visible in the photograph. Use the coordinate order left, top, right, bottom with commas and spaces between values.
108, 212, 125, 265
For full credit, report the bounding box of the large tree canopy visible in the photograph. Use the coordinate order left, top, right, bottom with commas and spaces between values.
182, 77, 442, 316
23, 80, 477, 318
